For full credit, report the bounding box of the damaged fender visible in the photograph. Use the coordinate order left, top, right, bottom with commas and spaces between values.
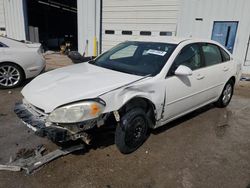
99, 76, 166, 128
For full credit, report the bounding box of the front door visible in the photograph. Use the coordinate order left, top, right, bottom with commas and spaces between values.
162, 43, 208, 122
212, 21, 238, 53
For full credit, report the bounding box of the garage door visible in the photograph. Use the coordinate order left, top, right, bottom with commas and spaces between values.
0, 0, 6, 36
102, 0, 180, 52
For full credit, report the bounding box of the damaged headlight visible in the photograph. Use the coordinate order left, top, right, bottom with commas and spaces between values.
47, 101, 105, 123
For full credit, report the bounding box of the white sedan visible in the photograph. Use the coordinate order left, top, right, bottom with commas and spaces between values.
0, 36, 46, 89
15, 37, 241, 154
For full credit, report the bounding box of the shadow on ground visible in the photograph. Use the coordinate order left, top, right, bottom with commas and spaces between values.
64, 103, 216, 155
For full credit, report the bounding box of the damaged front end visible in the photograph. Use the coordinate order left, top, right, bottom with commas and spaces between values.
14, 100, 108, 144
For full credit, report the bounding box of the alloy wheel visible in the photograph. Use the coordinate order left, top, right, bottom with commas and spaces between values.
222, 84, 232, 105
0, 65, 20, 87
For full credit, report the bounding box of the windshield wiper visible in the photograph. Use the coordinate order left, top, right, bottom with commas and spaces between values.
88, 59, 95, 64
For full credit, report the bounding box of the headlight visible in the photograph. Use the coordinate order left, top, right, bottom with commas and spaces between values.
47, 101, 105, 123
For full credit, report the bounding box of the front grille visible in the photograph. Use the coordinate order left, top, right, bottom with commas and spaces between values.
23, 99, 48, 120
14, 102, 46, 131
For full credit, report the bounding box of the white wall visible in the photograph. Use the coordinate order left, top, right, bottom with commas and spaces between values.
77, 0, 100, 56
0, 0, 5, 36
1, 0, 26, 40
177, 0, 250, 74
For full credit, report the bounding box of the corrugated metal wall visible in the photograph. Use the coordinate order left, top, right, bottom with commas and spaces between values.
102, 0, 180, 52
177, 0, 250, 73
78, 0, 101, 56
0, 0, 26, 40
0, 0, 6, 35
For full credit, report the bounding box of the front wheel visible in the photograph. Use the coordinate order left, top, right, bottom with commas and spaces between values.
215, 80, 234, 108
115, 108, 149, 154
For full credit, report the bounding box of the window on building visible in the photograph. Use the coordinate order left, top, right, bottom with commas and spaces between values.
105, 30, 115, 35
140, 31, 151, 36
122, 30, 132, 35
160, 31, 172, 36
202, 44, 222, 66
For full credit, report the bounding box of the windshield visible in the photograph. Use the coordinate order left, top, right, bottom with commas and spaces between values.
92, 41, 177, 76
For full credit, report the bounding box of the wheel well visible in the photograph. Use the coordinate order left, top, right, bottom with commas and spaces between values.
119, 97, 156, 127
0, 61, 26, 79
229, 76, 236, 85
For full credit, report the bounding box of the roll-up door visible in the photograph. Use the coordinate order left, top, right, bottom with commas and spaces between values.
102, 0, 180, 52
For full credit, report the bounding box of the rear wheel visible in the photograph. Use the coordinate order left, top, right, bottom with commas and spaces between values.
215, 80, 234, 108
0, 63, 24, 89
115, 108, 149, 154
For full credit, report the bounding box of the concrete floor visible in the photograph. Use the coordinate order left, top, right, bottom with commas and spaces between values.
0, 55, 249, 188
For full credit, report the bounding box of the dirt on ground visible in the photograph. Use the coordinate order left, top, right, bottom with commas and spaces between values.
0, 55, 249, 188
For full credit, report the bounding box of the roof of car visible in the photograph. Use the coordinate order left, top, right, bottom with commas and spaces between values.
131, 36, 218, 45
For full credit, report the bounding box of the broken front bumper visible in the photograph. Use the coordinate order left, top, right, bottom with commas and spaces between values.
14, 102, 93, 143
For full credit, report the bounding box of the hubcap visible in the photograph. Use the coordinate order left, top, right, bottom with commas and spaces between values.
134, 126, 143, 139
0, 65, 20, 87
222, 84, 232, 105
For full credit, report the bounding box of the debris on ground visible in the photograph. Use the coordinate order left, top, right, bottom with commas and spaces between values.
67, 51, 95, 64
0, 144, 85, 174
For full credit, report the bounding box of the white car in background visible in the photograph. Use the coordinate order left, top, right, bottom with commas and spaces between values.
15, 37, 241, 154
0, 36, 46, 89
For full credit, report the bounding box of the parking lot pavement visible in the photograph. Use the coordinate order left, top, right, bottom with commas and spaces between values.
0, 56, 249, 188
44, 53, 73, 71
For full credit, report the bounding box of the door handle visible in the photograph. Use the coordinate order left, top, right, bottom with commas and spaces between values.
196, 74, 205, 80
223, 67, 229, 71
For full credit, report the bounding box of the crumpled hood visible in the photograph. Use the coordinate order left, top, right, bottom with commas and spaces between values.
22, 63, 142, 113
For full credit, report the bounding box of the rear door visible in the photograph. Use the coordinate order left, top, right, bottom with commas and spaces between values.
200, 43, 232, 98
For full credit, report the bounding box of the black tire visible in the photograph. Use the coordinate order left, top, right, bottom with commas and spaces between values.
115, 108, 150, 154
0, 63, 25, 89
214, 79, 234, 108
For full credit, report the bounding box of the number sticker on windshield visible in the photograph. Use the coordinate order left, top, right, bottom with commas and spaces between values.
146, 49, 167, 56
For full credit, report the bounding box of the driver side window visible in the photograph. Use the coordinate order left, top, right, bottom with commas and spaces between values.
169, 44, 203, 75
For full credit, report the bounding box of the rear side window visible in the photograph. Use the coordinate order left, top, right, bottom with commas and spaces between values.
220, 48, 230, 62
202, 44, 222, 66
0, 42, 8, 47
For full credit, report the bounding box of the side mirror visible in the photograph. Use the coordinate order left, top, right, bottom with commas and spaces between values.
175, 65, 193, 76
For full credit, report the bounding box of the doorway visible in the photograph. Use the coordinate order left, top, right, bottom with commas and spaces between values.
26, 0, 77, 51
211, 21, 238, 53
